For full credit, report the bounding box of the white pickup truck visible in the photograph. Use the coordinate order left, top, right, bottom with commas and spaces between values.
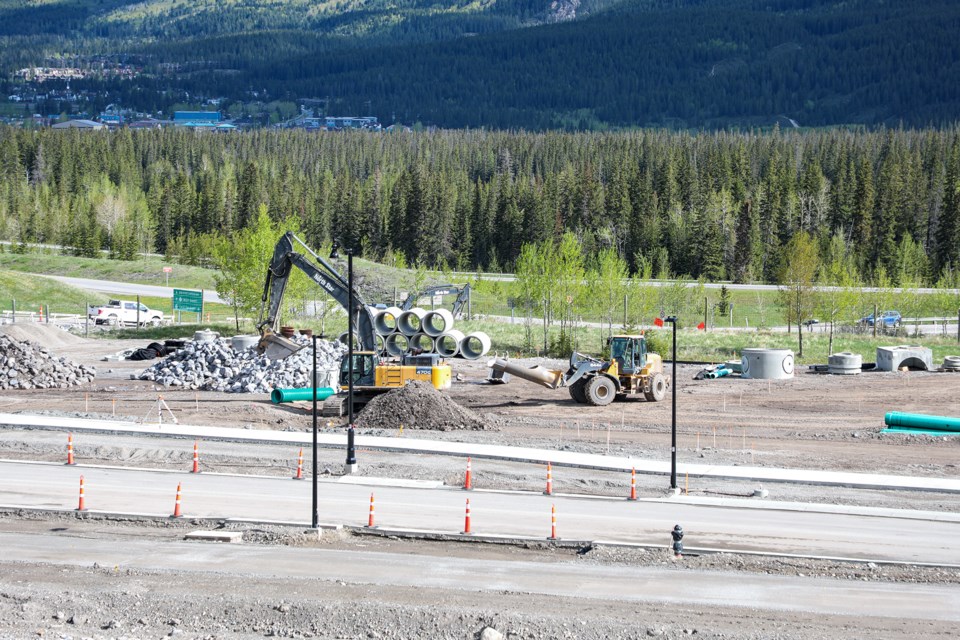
88, 300, 164, 327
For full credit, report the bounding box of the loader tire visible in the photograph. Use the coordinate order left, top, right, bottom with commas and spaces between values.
644, 372, 667, 402
568, 379, 588, 404
585, 375, 616, 407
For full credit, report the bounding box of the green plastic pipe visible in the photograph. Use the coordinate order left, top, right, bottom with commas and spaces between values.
705, 368, 730, 379
271, 387, 336, 404
882, 427, 960, 436
883, 411, 960, 432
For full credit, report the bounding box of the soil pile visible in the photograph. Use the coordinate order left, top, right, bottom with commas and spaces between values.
0, 323, 86, 349
0, 335, 96, 389
357, 380, 493, 431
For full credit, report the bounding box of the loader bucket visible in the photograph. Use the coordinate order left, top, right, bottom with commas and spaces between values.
258, 333, 304, 359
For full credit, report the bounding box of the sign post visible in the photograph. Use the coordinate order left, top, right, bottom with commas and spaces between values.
173, 289, 204, 325
162, 266, 172, 286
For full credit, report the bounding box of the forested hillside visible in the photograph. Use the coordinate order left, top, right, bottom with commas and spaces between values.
1, 126, 958, 288
1, 0, 959, 128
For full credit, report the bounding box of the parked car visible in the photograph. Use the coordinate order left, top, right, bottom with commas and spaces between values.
859, 310, 902, 328
88, 300, 164, 327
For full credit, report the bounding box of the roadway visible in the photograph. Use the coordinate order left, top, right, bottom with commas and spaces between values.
34, 274, 225, 304
2, 527, 958, 623
2, 461, 957, 565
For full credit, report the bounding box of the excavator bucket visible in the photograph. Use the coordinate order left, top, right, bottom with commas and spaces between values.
258, 333, 304, 360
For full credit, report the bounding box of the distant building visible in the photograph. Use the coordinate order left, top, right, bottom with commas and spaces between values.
51, 119, 105, 130
98, 113, 124, 128
128, 119, 164, 130
295, 116, 381, 131
173, 111, 221, 128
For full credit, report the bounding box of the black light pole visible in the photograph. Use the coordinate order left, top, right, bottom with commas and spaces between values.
331, 241, 358, 474
345, 249, 357, 473
311, 334, 319, 528
665, 316, 678, 490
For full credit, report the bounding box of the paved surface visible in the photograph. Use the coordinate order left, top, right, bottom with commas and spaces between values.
2, 528, 958, 622
36, 275, 225, 304
2, 461, 958, 564
3, 413, 959, 493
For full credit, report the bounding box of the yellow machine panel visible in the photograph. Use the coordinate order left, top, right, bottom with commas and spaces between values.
374, 363, 451, 390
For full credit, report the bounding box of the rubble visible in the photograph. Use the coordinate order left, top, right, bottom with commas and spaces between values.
0, 335, 96, 389
137, 336, 345, 393
356, 380, 495, 431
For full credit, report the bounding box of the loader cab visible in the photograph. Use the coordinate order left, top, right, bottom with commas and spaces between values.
609, 335, 646, 374
339, 351, 377, 387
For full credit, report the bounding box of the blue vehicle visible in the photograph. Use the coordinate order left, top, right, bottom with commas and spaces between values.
859, 310, 902, 328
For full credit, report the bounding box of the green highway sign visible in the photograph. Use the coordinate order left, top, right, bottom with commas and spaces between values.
173, 289, 203, 313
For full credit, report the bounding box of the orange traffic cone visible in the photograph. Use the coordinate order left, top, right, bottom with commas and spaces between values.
367, 493, 376, 528
548, 504, 558, 540
462, 498, 472, 534
543, 462, 553, 495
293, 448, 304, 480
628, 467, 637, 501
66, 433, 76, 466
191, 441, 200, 474
172, 482, 183, 518
76, 475, 87, 512
463, 457, 473, 491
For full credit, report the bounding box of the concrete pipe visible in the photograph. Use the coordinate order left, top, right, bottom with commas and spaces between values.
828, 351, 862, 375
423, 308, 455, 337
943, 355, 960, 371
435, 330, 465, 357
460, 332, 491, 360
409, 332, 436, 353
374, 306, 403, 336
741, 348, 794, 379
231, 335, 259, 351
397, 307, 427, 336
384, 332, 410, 357
337, 332, 369, 351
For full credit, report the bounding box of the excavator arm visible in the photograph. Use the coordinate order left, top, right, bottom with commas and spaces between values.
257, 231, 377, 357
401, 284, 471, 319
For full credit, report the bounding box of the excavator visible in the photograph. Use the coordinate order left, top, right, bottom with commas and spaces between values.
257, 232, 451, 416
400, 284, 471, 319
488, 334, 668, 406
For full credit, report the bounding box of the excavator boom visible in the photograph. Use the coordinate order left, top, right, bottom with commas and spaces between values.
257, 232, 377, 357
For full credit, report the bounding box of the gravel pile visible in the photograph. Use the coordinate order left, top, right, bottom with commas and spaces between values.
0, 335, 96, 389
137, 336, 345, 393
356, 380, 494, 431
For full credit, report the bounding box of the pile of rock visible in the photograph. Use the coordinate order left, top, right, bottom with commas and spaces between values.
356, 380, 493, 431
137, 336, 345, 393
0, 336, 96, 389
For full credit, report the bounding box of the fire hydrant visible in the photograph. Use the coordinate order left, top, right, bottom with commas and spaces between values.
671, 524, 684, 558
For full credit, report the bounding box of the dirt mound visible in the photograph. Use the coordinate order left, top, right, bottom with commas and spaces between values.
356, 380, 493, 431
0, 323, 86, 349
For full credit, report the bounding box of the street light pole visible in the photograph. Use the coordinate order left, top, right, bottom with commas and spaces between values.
331, 241, 359, 475
311, 335, 319, 528
345, 249, 358, 473
665, 316, 678, 490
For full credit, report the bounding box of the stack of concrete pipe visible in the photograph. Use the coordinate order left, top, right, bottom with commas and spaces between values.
371, 305, 489, 360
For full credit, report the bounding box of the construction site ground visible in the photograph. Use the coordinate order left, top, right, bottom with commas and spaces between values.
1, 326, 959, 638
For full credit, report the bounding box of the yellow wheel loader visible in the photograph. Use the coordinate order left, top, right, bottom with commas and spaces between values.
488, 335, 668, 406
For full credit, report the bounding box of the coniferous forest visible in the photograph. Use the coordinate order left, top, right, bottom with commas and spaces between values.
1, 126, 959, 287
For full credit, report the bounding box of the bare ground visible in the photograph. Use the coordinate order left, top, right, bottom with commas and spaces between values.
1, 326, 959, 638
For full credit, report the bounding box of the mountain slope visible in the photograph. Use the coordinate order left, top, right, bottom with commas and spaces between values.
2, 0, 959, 129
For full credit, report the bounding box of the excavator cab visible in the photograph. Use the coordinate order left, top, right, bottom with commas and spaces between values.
338, 352, 377, 387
